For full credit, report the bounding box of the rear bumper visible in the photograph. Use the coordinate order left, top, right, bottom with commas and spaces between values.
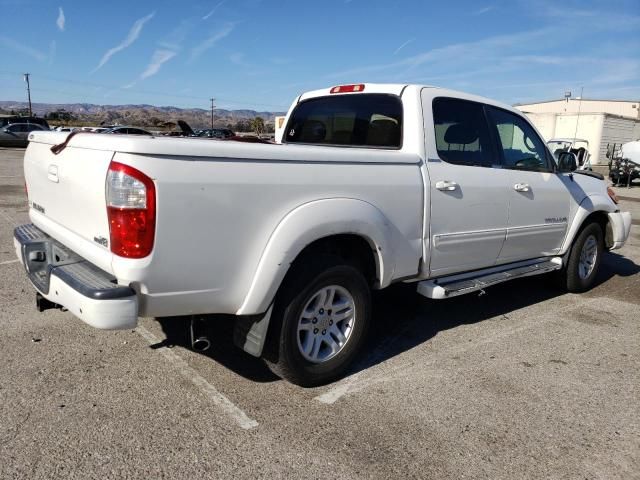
14, 224, 138, 330
608, 211, 632, 250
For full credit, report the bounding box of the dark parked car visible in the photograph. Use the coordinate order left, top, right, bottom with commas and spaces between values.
196, 128, 235, 139
0, 115, 50, 130
103, 126, 153, 136
0, 123, 45, 147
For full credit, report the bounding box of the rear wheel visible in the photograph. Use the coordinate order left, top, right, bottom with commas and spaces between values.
264, 255, 371, 387
560, 222, 604, 292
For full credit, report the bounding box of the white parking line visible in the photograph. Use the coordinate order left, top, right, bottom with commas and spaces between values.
315, 316, 419, 404
0, 209, 16, 226
135, 325, 259, 430
315, 296, 606, 404
0, 259, 20, 265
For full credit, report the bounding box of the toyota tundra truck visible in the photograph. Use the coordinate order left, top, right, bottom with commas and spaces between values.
14, 84, 632, 386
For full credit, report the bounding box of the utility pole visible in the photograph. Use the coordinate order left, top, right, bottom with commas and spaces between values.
210, 97, 215, 129
23, 73, 33, 117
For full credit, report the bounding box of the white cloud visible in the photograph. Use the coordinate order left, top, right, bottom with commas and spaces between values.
0, 35, 47, 61
473, 5, 494, 15
92, 11, 155, 73
203, 1, 225, 20
141, 49, 177, 80
123, 49, 177, 89
56, 7, 65, 31
326, 28, 552, 80
393, 38, 415, 56
189, 23, 234, 62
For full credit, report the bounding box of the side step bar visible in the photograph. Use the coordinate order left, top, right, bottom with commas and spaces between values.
417, 257, 563, 299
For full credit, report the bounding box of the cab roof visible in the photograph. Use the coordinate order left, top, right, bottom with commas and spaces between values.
297, 83, 526, 118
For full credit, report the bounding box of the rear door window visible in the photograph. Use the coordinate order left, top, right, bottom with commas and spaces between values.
8, 124, 28, 133
284, 94, 402, 148
432, 97, 496, 167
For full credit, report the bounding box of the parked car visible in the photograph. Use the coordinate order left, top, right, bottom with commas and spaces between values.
103, 126, 153, 136
0, 123, 45, 147
13, 83, 632, 386
196, 128, 235, 139
0, 115, 50, 130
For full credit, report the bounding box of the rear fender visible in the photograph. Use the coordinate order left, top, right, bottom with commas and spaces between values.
236, 198, 396, 315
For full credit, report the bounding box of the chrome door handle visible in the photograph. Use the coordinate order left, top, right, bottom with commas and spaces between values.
514, 183, 530, 192
435, 180, 458, 191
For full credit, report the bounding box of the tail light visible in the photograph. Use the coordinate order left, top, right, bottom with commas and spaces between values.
607, 186, 619, 205
106, 161, 156, 258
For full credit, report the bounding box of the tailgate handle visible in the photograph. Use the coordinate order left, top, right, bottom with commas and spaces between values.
47, 164, 59, 183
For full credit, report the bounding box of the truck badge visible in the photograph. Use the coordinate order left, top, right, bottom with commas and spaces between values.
93, 236, 108, 247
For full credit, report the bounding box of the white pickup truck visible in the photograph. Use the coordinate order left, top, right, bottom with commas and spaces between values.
15, 83, 632, 386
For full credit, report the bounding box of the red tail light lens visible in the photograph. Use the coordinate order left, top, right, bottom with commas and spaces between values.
106, 161, 156, 258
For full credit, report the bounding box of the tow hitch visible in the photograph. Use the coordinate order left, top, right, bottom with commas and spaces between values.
36, 292, 62, 312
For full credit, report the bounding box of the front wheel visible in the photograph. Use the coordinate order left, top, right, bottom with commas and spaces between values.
560, 222, 604, 293
264, 255, 371, 387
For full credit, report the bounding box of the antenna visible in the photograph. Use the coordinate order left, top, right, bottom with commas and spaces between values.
572, 86, 583, 145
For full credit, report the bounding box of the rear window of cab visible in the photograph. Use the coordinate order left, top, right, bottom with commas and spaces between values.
284, 94, 403, 149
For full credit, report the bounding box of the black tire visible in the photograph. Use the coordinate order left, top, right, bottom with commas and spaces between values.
263, 254, 371, 387
560, 222, 604, 293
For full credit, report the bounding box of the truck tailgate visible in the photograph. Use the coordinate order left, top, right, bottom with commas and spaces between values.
24, 137, 114, 273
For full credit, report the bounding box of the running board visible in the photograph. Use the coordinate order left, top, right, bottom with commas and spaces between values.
417, 257, 563, 299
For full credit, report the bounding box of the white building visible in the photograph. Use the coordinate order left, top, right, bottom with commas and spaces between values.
515, 98, 640, 165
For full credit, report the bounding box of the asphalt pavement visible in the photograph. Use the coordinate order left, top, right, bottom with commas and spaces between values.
1, 147, 638, 479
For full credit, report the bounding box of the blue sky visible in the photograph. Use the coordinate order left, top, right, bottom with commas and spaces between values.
0, 0, 638, 111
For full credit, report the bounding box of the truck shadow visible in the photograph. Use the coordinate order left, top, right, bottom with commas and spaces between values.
356, 251, 639, 375
152, 251, 639, 384
153, 314, 280, 383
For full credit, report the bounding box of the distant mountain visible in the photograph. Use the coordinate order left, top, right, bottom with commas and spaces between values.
0, 100, 285, 130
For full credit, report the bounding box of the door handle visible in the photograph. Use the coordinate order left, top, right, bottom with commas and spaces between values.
514, 183, 530, 192
435, 180, 458, 191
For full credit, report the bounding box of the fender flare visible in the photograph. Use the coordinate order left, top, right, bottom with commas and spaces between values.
236, 198, 396, 315
560, 194, 615, 253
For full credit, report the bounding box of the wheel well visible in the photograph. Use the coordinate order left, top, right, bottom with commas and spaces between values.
292, 235, 379, 287
581, 211, 611, 248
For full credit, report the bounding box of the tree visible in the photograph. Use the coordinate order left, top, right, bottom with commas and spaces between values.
234, 120, 251, 132
251, 116, 265, 136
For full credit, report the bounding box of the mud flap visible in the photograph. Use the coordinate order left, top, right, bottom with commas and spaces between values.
233, 306, 273, 357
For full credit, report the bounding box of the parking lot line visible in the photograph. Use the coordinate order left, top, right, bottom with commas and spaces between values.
0, 209, 17, 226
315, 295, 606, 404
0, 259, 20, 265
135, 325, 259, 430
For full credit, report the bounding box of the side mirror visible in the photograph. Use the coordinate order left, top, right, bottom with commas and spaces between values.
557, 151, 578, 173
